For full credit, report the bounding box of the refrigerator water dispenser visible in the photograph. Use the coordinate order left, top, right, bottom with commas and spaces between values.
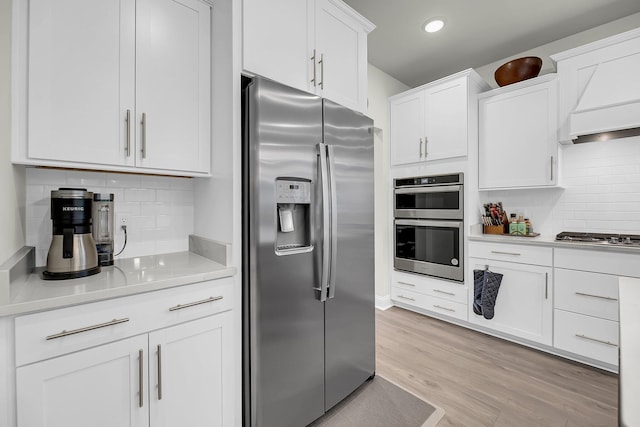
275, 178, 312, 253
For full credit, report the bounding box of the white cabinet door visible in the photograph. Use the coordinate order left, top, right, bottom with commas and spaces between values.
149, 312, 233, 427
389, 91, 425, 165
16, 335, 148, 427
27, 0, 135, 167
424, 77, 468, 160
468, 258, 553, 345
242, 0, 311, 93
136, 0, 211, 174
479, 76, 558, 189
314, 0, 368, 112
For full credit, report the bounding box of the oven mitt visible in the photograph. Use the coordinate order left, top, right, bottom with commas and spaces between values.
481, 271, 504, 320
473, 269, 485, 316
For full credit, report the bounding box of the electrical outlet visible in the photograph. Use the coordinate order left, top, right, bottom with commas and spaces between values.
119, 215, 130, 227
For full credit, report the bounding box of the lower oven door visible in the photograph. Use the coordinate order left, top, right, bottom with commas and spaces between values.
394, 219, 464, 282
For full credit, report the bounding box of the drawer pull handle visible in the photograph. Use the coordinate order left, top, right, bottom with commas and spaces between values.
157, 344, 163, 400
397, 281, 416, 287
397, 295, 415, 302
433, 305, 455, 312
575, 334, 618, 347
169, 296, 223, 312
490, 251, 521, 256
45, 317, 130, 340
575, 292, 618, 301
434, 289, 455, 296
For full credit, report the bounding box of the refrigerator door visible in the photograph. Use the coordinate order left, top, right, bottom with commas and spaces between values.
244, 77, 325, 427
322, 99, 376, 410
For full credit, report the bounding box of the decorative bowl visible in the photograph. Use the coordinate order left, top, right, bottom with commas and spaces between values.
494, 56, 543, 87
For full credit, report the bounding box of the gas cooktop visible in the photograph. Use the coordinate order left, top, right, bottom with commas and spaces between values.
555, 231, 640, 247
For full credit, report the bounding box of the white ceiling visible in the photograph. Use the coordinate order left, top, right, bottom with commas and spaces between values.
342, 0, 640, 87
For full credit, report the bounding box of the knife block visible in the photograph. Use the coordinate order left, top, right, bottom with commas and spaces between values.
483, 224, 508, 235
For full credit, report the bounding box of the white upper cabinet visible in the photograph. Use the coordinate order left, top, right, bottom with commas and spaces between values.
13, 0, 212, 176
389, 69, 489, 166
478, 74, 558, 189
242, 0, 374, 113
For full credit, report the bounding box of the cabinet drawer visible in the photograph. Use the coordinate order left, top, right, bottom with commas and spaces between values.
554, 309, 619, 366
15, 278, 233, 367
393, 271, 467, 304
555, 269, 619, 321
392, 287, 468, 321
555, 248, 640, 277
469, 241, 552, 266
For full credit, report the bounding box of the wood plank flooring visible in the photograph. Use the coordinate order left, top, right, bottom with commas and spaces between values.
376, 307, 618, 427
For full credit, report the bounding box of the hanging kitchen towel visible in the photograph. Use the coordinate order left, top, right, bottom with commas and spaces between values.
473, 269, 485, 316
481, 270, 504, 320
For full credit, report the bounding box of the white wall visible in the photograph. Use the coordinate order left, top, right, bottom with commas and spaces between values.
366, 65, 409, 300
0, 0, 26, 266
475, 12, 640, 88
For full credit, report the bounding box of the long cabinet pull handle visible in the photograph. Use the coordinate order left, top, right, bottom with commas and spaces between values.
434, 289, 456, 296
157, 344, 163, 400
575, 334, 617, 347
169, 295, 223, 312
318, 53, 324, 90
310, 49, 317, 86
397, 281, 415, 287
545, 273, 548, 300
433, 305, 455, 312
125, 109, 131, 157
139, 349, 144, 408
575, 292, 618, 301
141, 112, 147, 159
550, 156, 554, 181
424, 136, 428, 158
490, 251, 521, 256
419, 138, 423, 158
46, 317, 130, 340
397, 295, 415, 302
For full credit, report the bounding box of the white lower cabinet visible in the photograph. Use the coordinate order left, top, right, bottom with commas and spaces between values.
13, 279, 234, 427
553, 309, 619, 366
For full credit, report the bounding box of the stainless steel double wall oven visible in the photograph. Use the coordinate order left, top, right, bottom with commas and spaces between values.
394, 173, 464, 282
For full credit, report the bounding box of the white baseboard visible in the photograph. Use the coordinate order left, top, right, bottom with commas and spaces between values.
375, 295, 393, 311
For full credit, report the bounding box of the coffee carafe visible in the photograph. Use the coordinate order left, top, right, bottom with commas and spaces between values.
92, 193, 115, 266
43, 188, 101, 280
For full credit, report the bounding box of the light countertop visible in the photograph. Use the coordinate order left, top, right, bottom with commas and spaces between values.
469, 233, 640, 254
1, 250, 236, 317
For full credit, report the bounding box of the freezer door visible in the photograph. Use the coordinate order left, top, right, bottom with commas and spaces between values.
244, 77, 325, 427
322, 99, 376, 410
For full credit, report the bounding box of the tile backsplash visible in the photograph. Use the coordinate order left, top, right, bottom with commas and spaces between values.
480, 135, 640, 235
26, 168, 194, 266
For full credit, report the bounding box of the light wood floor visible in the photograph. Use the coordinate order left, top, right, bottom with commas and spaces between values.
376, 307, 618, 427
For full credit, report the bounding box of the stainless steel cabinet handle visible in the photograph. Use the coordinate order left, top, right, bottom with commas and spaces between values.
46, 317, 130, 340
139, 349, 144, 408
574, 292, 618, 301
317, 143, 330, 302
397, 295, 415, 302
327, 145, 338, 299
397, 281, 416, 287
424, 136, 428, 158
157, 344, 163, 400
575, 334, 617, 347
419, 138, 423, 158
318, 53, 324, 90
550, 156, 554, 181
433, 305, 455, 312
434, 289, 455, 296
490, 251, 521, 256
545, 272, 548, 300
125, 109, 131, 157
310, 49, 317, 87
169, 295, 223, 312
141, 112, 147, 159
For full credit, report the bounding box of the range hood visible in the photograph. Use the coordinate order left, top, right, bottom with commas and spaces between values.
569, 51, 640, 143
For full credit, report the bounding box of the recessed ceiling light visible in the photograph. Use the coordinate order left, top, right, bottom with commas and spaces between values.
424, 18, 445, 33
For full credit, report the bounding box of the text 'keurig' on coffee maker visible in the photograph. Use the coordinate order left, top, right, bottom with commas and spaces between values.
43, 188, 101, 280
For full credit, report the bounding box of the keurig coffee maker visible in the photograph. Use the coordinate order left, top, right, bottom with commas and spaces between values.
43, 188, 101, 280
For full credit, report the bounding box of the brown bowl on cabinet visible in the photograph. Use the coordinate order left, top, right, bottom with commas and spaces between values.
494, 56, 542, 87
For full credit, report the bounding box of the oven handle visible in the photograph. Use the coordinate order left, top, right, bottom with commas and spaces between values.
395, 219, 463, 228
395, 185, 462, 194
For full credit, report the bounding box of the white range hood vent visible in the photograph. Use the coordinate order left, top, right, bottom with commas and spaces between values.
569, 51, 640, 142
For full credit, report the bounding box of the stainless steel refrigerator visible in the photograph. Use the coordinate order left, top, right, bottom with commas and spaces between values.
242, 76, 375, 427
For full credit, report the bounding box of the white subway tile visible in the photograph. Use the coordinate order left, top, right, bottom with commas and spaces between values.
132, 215, 156, 229
106, 173, 142, 188
124, 188, 156, 202
66, 171, 107, 187
27, 168, 67, 185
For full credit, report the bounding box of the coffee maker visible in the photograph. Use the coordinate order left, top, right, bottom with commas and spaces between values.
43, 188, 101, 280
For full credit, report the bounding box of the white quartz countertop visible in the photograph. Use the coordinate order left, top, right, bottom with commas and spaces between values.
1, 251, 236, 316
469, 233, 640, 254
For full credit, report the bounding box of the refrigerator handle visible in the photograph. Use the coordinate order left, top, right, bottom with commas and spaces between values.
317, 143, 330, 302
327, 145, 338, 299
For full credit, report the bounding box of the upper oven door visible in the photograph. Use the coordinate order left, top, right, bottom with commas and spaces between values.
394, 185, 463, 219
